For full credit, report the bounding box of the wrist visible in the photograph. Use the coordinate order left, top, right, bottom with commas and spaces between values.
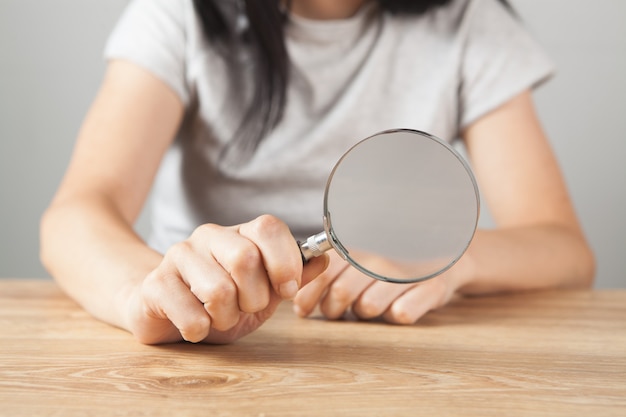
114, 278, 143, 333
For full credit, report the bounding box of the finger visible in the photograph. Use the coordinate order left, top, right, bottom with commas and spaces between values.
382, 278, 448, 324
319, 266, 375, 320
352, 280, 414, 320
194, 224, 271, 313
171, 243, 241, 332
141, 271, 211, 343
238, 215, 302, 300
301, 253, 330, 287
293, 251, 347, 317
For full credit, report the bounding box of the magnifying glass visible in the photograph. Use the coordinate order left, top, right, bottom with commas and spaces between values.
299, 128, 480, 284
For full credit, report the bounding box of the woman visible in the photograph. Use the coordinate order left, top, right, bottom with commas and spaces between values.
40, 0, 595, 344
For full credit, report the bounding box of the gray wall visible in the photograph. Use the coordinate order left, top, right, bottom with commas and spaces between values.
1, 1, 625, 288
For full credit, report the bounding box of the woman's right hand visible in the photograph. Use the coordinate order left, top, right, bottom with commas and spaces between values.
125, 215, 329, 345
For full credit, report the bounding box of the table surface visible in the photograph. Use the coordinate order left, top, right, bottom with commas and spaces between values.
1, 279, 625, 417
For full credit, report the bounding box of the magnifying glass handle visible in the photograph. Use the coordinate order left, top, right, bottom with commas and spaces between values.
298, 231, 332, 263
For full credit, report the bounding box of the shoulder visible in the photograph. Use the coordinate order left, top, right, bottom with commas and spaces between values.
104, 0, 203, 106
107, 0, 195, 46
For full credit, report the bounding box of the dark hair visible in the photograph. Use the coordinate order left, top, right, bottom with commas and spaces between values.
192, 0, 511, 155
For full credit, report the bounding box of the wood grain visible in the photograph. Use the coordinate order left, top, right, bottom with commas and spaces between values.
1, 279, 625, 416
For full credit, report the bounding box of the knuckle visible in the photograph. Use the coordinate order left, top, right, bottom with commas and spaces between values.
191, 223, 219, 239
250, 214, 286, 237
227, 242, 261, 270
328, 282, 354, 305
200, 281, 237, 308
165, 241, 193, 264
254, 213, 283, 228
142, 270, 176, 299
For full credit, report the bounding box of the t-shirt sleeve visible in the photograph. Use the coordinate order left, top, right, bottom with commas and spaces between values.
103, 0, 191, 105
459, 0, 555, 128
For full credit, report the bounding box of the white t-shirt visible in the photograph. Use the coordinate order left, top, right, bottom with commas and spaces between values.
104, 0, 553, 252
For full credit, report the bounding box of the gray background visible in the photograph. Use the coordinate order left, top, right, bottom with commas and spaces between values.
1, 0, 625, 288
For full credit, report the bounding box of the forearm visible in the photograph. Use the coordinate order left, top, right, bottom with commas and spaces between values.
40, 196, 162, 331
457, 225, 595, 296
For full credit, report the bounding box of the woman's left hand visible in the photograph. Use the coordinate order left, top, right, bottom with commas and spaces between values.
293, 250, 465, 323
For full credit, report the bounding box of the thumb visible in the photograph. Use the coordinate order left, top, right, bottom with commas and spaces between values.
301, 254, 330, 287
266, 253, 329, 310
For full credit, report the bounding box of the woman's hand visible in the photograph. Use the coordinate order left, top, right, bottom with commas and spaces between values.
293, 250, 464, 324
294, 90, 597, 322
125, 215, 328, 344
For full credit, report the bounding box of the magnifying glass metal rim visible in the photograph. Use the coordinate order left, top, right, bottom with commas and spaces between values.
300, 128, 481, 284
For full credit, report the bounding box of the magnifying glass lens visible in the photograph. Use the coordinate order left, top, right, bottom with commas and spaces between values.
301, 129, 479, 284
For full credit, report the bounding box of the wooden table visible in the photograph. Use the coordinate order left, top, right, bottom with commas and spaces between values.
1, 279, 625, 416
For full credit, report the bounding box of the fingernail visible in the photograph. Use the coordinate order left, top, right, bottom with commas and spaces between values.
293, 304, 306, 317
279, 281, 299, 300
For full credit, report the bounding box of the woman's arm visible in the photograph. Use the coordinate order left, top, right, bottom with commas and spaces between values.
293, 89, 595, 322
458, 90, 595, 294
40, 60, 182, 329
40, 60, 328, 344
